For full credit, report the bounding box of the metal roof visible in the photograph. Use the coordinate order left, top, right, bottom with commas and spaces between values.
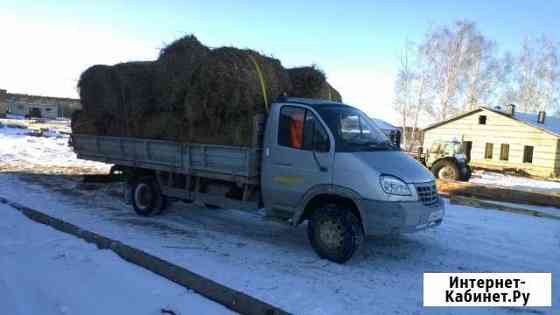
423, 106, 560, 138
370, 118, 400, 132
485, 107, 560, 137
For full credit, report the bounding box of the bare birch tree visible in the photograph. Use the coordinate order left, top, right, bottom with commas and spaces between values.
461, 33, 500, 110
510, 36, 560, 113
393, 42, 431, 150
393, 43, 416, 149
394, 20, 560, 128
419, 21, 476, 120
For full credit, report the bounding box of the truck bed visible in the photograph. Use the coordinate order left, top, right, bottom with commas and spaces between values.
71, 134, 261, 184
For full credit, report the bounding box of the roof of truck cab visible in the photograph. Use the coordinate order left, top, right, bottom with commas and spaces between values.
278, 97, 352, 109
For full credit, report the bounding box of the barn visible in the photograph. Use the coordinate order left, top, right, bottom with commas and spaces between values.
0, 88, 80, 119
422, 104, 560, 178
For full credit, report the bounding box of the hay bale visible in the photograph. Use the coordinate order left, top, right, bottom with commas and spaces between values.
76, 65, 127, 136
321, 82, 342, 102
77, 65, 122, 116
75, 62, 158, 136
112, 61, 157, 136
113, 61, 155, 113
153, 35, 210, 111
184, 47, 292, 146
287, 66, 342, 102
70, 110, 97, 135
135, 111, 186, 141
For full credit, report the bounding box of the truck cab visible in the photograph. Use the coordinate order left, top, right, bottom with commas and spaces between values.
261, 99, 444, 262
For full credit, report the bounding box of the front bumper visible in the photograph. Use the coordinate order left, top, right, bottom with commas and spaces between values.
360, 198, 445, 236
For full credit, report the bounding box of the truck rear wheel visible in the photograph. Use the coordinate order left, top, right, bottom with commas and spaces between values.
432, 160, 460, 181
307, 206, 364, 264
131, 178, 167, 216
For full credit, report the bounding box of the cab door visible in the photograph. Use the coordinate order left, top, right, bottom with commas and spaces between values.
261, 104, 333, 212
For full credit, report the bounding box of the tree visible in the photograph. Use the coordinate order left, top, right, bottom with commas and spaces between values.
393, 42, 431, 150
419, 21, 472, 120
393, 43, 416, 149
417, 21, 500, 120
508, 36, 560, 113
461, 33, 500, 110
394, 20, 560, 129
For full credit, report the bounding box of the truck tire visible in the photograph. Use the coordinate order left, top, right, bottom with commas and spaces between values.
307, 206, 364, 264
131, 178, 167, 216
431, 160, 460, 181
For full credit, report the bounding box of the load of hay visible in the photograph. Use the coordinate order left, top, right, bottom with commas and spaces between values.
153, 35, 210, 112
72, 35, 342, 146
287, 66, 342, 102
75, 61, 156, 136
184, 47, 292, 145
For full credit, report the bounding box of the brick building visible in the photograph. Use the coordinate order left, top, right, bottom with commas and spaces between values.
0, 88, 80, 119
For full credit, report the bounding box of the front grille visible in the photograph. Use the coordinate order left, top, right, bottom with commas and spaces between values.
416, 182, 438, 206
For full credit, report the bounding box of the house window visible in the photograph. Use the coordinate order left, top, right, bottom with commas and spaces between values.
484, 143, 493, 159
523, 146, 534, 163
479, 115, 487, 125
500, 144, 509, 161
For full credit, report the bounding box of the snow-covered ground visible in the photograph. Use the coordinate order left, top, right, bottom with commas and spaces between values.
0, 124, 558, 314
0, 202, 233, 315
0, 174, 557, 315
0, 124, 109, 174
470, 170, 560, 194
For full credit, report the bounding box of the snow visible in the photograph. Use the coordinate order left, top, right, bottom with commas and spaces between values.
0, 174, 557, 315
484, 199, 560, 218
0, 125, 109, 174
470, 170, 560, 193
1, 125, 558, 314
0, 202, 233, 315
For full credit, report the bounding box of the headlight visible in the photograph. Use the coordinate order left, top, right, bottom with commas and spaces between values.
380, 175, 411, 196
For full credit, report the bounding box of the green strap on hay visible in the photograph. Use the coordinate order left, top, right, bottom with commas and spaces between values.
248, 54, 269, 112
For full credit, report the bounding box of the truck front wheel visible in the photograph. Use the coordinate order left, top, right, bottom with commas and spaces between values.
307, 206, 364, 263
131, 178, 167, 216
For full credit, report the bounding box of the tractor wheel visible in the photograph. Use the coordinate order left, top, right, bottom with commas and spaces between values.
432, 160, 461, 181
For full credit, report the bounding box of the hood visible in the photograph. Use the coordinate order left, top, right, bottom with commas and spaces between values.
338, 151, 434, 184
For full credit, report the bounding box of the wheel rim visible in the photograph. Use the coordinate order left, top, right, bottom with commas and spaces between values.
319, 219, 344, 250
439, 166, 456, 180
134, 183, 153, 210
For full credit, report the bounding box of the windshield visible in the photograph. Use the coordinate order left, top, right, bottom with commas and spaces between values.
453, 143, 464, 154
316, 106, 395, 152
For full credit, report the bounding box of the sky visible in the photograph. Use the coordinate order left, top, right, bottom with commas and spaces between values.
1, 0, 559, 124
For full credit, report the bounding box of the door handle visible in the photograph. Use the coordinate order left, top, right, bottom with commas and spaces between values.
275, 162, 292, 167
